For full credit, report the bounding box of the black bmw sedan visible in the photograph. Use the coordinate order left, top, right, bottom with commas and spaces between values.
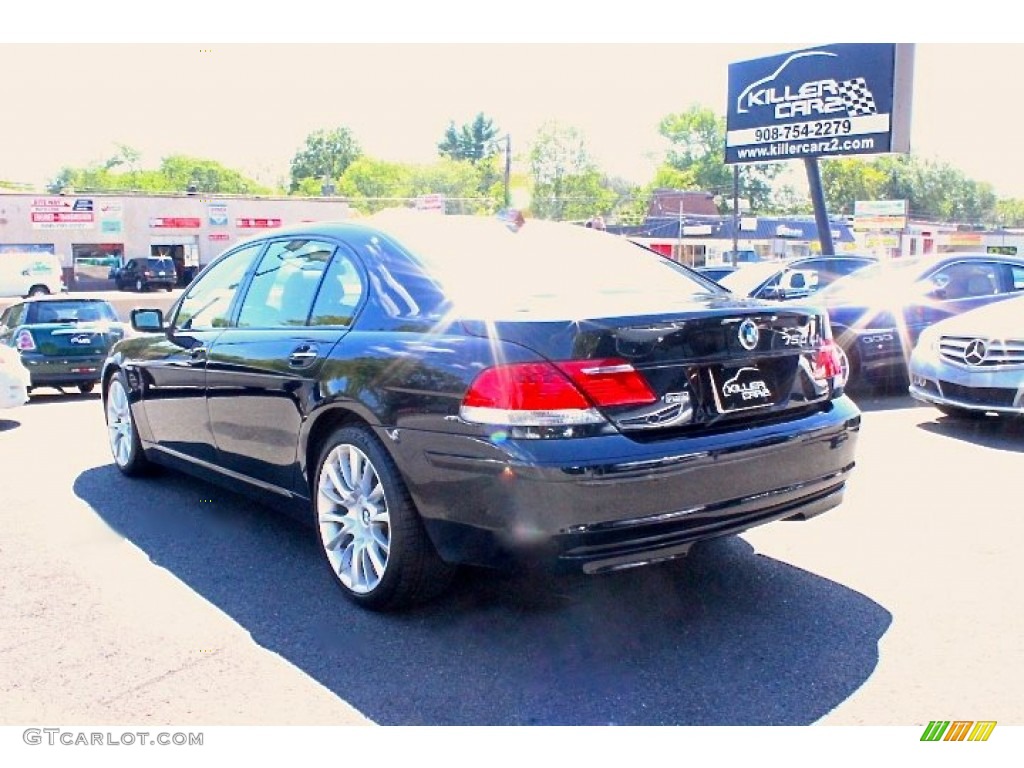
102, 211, 861, 610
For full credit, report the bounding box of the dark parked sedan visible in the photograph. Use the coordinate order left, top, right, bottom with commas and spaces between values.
0, 297, 126, 394
102, 212, 860, 610
816, 252, 1024, 387
717, 255, 877, 302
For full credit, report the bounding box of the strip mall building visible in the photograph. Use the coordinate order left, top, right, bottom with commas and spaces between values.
0, 192, 353, 290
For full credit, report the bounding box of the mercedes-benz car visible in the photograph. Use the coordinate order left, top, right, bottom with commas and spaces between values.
817, 253, 1024, 388
101, 212, 860, 610
909, 291, 1024, 418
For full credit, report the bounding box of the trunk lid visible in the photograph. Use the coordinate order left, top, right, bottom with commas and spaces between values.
29, 322, 123, 356
461, 299, 835, 436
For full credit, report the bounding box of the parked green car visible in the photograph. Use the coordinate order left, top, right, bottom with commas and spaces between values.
0, 298, 127, 394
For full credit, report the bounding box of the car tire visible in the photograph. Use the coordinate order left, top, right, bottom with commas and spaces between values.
314, 425, 455, 610
105, 371, 150, 476
135, 278, 146, 292
78, 382, 96, 394
27, 285, 49, 297
166, 284, 174, 292
839, 342, 863, 391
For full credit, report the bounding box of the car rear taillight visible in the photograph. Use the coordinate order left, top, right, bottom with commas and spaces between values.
813, 339, 846, 386
14, 329, 36, 352
460, 358, 656, 429
553, 359, 657, 407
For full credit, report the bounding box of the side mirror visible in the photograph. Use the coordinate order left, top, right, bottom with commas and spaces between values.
131, 308, 165, 332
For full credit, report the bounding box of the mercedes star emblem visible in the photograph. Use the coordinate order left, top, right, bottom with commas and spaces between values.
963, 338, 988, 366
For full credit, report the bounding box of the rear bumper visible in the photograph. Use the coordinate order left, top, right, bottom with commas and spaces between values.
21, 354, 104, 385
393, 396, 861, 572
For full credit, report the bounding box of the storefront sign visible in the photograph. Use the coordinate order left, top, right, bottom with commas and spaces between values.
150, 217, 202, 228
853, 199, 907, 230
30, 198, 96, 229
209, 233, 231, 241
208, 204, 229, 226
236, 218, 282, 228
726, 44, 914, 164
415, 194, 446, 213
943, 233, 983, 246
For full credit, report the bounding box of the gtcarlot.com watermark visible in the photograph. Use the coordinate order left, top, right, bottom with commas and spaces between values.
23, 728, 203, 747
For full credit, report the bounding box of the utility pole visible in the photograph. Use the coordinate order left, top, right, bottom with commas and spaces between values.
503, 134, 512, 209
732, 166, 740, 266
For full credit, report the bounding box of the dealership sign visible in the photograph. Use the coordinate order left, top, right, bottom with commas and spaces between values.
726, 44, 914, 164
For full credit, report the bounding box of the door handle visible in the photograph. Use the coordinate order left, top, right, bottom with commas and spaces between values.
288, 345, 319, 367
188, 345, 206, 360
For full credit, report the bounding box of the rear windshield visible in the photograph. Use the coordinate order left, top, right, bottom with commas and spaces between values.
366, 212, 724, 320
27, 301, 119, 324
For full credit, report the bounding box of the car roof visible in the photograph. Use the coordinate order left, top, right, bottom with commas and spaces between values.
21, 297, 114, 305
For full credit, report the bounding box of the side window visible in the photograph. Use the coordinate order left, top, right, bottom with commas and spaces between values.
309, 249, 365, 327
1009, 265, 1024, 292
360, 234, 445, 321
237, 240, 334, 328
175, 243, 263, 331
7, 304, 27, 326
928, 262, 1000, 301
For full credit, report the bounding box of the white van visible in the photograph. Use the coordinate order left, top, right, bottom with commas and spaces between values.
0, 253, 66, 298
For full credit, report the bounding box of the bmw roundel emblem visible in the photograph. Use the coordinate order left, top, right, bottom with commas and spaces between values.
738, 319, 760, 351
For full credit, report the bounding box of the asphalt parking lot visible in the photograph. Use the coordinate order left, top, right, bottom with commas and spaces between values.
1, 386, 1022, 726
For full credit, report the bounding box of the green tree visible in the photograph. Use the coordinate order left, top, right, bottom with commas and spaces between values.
337, 157, 413, 213
48, 153, 268, 195
290, 126, 362, 193
872, 155, 996, 223
658, 105, 781, 212
819, 157, 888, 215
995, 198, 1024, 228
408, 158, 496, 214
159, 155, 270, 194
437, 113, 500, 164
770, 185, 813, 216
528, 122, 616, 221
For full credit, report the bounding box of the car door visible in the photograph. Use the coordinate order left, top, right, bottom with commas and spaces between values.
206, 238, 365, 493
134, 242, 264, 463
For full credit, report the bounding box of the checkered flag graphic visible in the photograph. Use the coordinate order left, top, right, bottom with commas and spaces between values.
836, 77, 877, 116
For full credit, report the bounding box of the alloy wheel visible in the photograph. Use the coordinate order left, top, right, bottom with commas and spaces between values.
106, 377, 134, 468
317, 443, 391, 594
